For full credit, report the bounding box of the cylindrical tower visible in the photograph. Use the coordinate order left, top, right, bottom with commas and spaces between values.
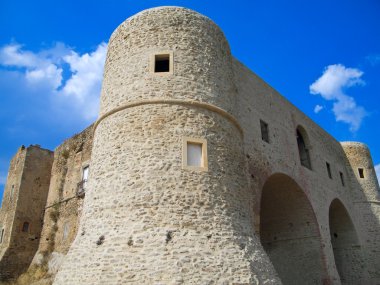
54, 7, 279, 284
341, 142, 380, 201
341, 142, 380, 283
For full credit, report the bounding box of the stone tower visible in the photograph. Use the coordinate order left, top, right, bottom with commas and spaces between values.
341, 142, 380, 201
340, 142, 380, 281
54, 7, 279, 284
0, 145, 53, 281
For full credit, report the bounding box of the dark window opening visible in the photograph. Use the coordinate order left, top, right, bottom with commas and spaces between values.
155, 54, 170, 73
339, 172, 345, 186
260, 120, 269, 143
22, 222, 29, 233
0, 229, 4, 243
326, 162, 332, 179
297, 129, 312, 170
358, 168, 364, 179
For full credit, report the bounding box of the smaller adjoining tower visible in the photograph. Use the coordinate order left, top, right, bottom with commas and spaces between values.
0, 145, 53, 281
341, 142, 380, 283
341, 142, 380, 201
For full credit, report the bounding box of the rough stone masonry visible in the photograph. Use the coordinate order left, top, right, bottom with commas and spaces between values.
0, 6, 379, 285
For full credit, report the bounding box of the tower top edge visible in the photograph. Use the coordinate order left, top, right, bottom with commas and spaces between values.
340, 141, 369, 149
109, 6, 219, 42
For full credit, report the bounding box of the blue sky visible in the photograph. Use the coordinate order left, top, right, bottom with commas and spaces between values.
0, 0, 379, 204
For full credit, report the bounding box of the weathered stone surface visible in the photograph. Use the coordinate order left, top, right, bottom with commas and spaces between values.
0, 146, 53, 281
1, 6, 379, 285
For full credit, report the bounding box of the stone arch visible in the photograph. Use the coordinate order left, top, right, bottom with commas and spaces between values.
260, 173, 325, 285
296, 125, 312, 169
329, 199, 365, 284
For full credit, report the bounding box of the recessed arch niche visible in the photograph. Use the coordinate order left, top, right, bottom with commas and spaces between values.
296, 126, 312, 170
329, 199, 365, 284
260, 173, 325, 285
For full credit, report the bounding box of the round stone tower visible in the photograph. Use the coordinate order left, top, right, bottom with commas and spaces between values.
341, 143, 380, 282
54, 7, 279, 284
341, 142, 380, 201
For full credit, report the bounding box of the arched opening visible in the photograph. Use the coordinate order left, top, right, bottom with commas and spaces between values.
329, 199, 365, 284
260, 173, 325, 284
296, 127, 312, 170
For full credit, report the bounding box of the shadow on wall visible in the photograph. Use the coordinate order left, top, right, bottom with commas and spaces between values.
329, 198, 366, 284
259, 173, 326, 285
254, 141, 380, 285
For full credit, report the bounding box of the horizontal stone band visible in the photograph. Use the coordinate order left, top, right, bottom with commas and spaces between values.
94, 98, 244, 135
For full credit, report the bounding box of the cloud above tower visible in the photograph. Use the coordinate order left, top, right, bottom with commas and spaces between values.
310, 64, 368, 132
0, 41, 107, 121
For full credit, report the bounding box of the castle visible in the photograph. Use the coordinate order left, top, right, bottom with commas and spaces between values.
0, 6, 379, 285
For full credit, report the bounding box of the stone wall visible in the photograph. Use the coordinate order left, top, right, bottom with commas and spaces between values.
234, 58, 380, 284
0, 6, 379, 285
30, 125, 93, 278
0, 146, 53, 281
53, 6, 280, 285
53, 7, 380, 285
0, 147, 27, 251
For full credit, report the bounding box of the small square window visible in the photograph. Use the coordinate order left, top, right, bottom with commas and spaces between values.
358, 168, 364, 179
155, 54, 170, 73
260, 120, 269, 143
182, 137, 208, 171
326, 162, 332, 179
339, 172, 345, 186
151, 51, 173, 75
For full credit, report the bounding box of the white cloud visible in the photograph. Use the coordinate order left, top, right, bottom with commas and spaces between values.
0, 42, 107, 121
314, 104, 323, 114
60, 43, 107, 119
310, 64, 368, 132
26, 64, 63, 89
0, 43, 40, 68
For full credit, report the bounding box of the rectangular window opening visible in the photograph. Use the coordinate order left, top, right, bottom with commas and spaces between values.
187, 142, 203, 167
260, 120, 269, 143
83, 166, 89, 185
326, 162, 332, 179
0, 229, 4, 243
339, 172, 345, 186
155, 54, 170, 73
22, 222, 29, 233
9, 185, 14, 201
183, 137, 208, 171
358, 168, 365, 178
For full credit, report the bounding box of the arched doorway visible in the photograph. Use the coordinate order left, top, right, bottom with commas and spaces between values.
260, 173, 325, 285
329, 199, 365, 284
